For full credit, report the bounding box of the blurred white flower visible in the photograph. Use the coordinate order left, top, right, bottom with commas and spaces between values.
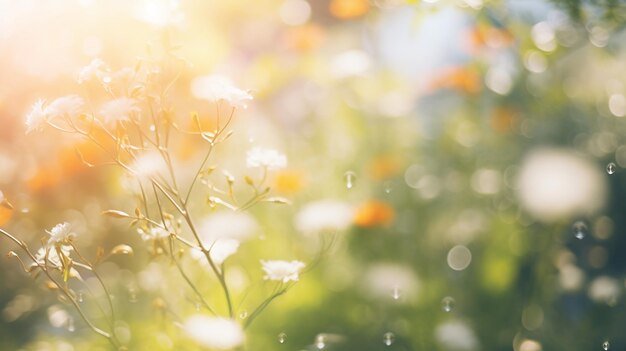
191, 239, 240, 265
184, 316, 244, 350
134, 0, 184, 27
588, 276, 621, 305
246, 147, 287, 170
295, 199, 354, 235
46, 222, 76, 245
261, 260, 305, 283
47, 95, 84, 119
78, 58, 108, 84
100, 97, 140, 124
435, 320, 479, 351
558, 264, 585, 292
25, 99, 49, 134
191, 75, 253, 108
516, 148, 607, 222
363, 263, 420, 302
47, 305, 70, 328
130, 152, 167, 179
35, 246, 72, 268
198, 211, 258, 245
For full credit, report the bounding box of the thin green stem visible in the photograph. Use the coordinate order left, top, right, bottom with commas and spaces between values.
168, 236, 217, 315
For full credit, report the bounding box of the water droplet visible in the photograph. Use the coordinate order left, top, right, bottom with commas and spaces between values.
315, 334, 326, 349
278, 332, 287, 344
391, 286, 401, 300
344, 171, 356, 189
441, 296, 455, 312
102, 76, 112, 84
383, 332, 395, 346
195, 303, 201, 311
67, 317, 75, 332
77, 291, 84, 303
607, 163, 617, 175
20, 208, 29, 214
239, 310, 248, 319
149, 124, 156, 132
383, 181, 393, 194
603, 341, 610, 350
572, 221, 588, 240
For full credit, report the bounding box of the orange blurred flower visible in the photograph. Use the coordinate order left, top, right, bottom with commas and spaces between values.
27, 137, 107, 192
274, 168, 306, 194
329, 0, 370, 19
286, 24, 325, 52
0, 207, 13, 226
429, 66, 482, 94
491, 106, 519, 134
466, 24, 514, 53
367, 155, 402, 181
354, 199, 395, 228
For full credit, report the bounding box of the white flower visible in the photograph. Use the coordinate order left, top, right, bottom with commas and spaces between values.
130, 152, 167, 179
100, 97, 140, 124
295, 199, 354, 235
261, 260, 305, 283
35, 246, 72, 268
25, 99, 49, 134
191, 75, 253, 108
198, 211, 258, 245
516, 148, 607, 222
137, 225, 170, 241
184, 316, 244, 350
191, 239, 240, 265
46, 222, 76, 245
435, 320, 479, 351
246, 147, 287, 170
588, 276, 621, 305
47, 95, 84, 119
78, 58, 108, 84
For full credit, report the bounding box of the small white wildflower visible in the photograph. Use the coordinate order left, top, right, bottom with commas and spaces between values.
137, 225, 170, 241
100, 97, 140, 125
78, 58, 108, 84
191, 239, 240, 265
261, 260, 305, 283
295, 199, 354, 235
35, 246, 72, 268
246, 147, 287, 170
184, 316, 244, 350
191, 75, 253, 108
46, 222, 76, 245
25, 99, 49, 134
47, 95, 84, 119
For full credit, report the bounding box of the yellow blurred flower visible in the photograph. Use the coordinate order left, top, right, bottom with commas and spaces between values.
274, 168, 306, 194
329, 0, 369, 19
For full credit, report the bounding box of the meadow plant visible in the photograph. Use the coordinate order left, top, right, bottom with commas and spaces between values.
0, 51, 318, 350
